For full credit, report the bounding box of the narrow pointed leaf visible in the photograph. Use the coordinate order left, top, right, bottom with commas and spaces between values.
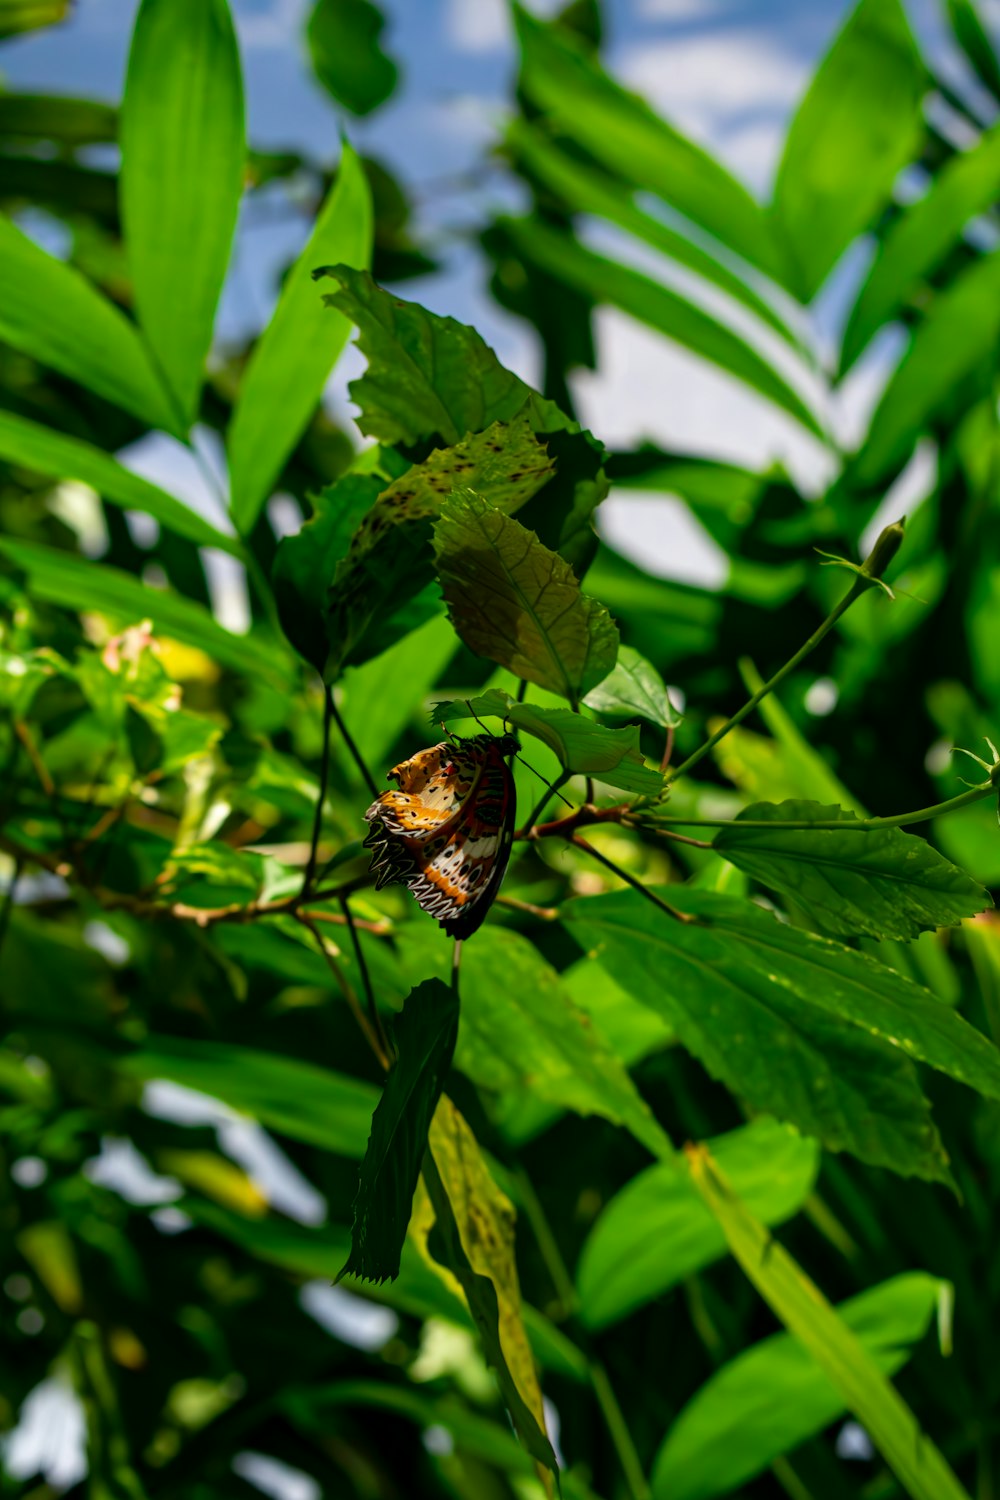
652, 1271, 945, 1500
228, 144, 373, 533
434, 490, 619, 702
841, 118, 1000, 372
854, 248, 1000, 483
513, 4, 781, 277
121, 0, 244, 424
715, 799, 991, 938
0, 213, 175, 432
577, 1118, 819, 1330
0, 537, 292, 685
946, 0, 1000, 100
498, 216, 824, 439
343, 978, 458, 1283
0, 408, 239, 553
686, 1147, 971, 1500
770, 0, 926, 300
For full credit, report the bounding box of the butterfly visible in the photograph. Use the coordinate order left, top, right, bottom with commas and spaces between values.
363, 731, 519, 939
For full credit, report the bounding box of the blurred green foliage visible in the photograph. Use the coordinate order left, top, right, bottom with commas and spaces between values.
3, 2, 1000, 1499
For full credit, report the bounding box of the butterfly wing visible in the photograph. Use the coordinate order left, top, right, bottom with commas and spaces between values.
364, 736, 516, 938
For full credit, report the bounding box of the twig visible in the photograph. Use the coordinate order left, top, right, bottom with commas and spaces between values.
330, 693, 378, 799
340, 894, 392, 1063
495, 894, 559, 921
297, 912, 389, 1070
302, 685, 334, 896
570, 835, 697, 924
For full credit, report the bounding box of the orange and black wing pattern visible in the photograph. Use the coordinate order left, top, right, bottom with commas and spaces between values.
363, 733, 518, 939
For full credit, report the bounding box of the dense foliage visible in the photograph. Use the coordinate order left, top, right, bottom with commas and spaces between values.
3, 1, 1000, 1498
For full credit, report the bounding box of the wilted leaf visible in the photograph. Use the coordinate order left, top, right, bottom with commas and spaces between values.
424, 1095, 559, 1490
433, 490, 619, 702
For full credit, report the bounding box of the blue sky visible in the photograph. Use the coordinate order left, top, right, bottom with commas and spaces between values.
0, 0, 992, 584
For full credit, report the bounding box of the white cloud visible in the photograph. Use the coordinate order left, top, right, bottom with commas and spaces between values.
233, 0, 309, 51
445, 0, 509, 53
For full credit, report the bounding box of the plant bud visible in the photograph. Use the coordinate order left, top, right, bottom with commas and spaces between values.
861, 518, 905, 581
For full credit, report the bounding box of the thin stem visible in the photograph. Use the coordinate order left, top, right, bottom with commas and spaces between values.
297, 913, 388, 1070
525, 771, 570, 832
330, 693, 379, 799
571, 835, 697, 924
302, 685, 333, 896
512, 1165, 651, 1500
665, 577, 866, 786
185, 433, 282, 634
340, 894, 391, 1063
641, 783, 996, 833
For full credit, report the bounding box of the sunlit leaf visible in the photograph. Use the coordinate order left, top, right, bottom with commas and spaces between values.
841, 118, 1000, 372
434, 490, 619, 703
652, 1271, 944, 1500
577, 1118, 819, 1330
122, 1037, 378, 1156
0, 407, 239, 553
858, 246, 1000, 484
121, 0, 244, 424
513, 4, 781, 277
497, 215, 824, 439
770, 0, 926, 299
0, 212, 176, 432
228, 144, 373, 533
686, 1147, 971, 1500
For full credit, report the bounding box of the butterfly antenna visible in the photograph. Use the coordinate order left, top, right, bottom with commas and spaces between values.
514, 751, 574, 808
463, 698, 494, 738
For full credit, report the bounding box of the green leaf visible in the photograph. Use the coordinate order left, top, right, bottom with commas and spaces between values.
497, 216, 824, 440
946, 0, 1000, 100
652, 1272, 944, 1500
513, 4, 781, 277
424, 1097, 559, 1490
841, 119, 1000, 373
433, 490, 619, 703
227, 144, 373, 533
326, 417, 556, 677
563, 887, 992, 1180
584, 645, 682, 730
0, 407, 239, 554
343, 978, 458, 1284
273, 472, 381, 671
505, 119, 800, 350
0, 92, 116, 144
398, 924, 673, 1161
0, 213, 176, 432
122, 1036, 378, 1155
435, 690, 664, 796
121, 0, 244, 425
342, 612, 457, 768
0, 0, 67, 40
714, 799, 991, 939
686, 1149, 971, 1500
0, 537, 292, 686
854, 248, 1000, 484
770, 0, 927, 300
577, 1118, 819, 1331
317, 264, 565, 446
306, 0, 397, 115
